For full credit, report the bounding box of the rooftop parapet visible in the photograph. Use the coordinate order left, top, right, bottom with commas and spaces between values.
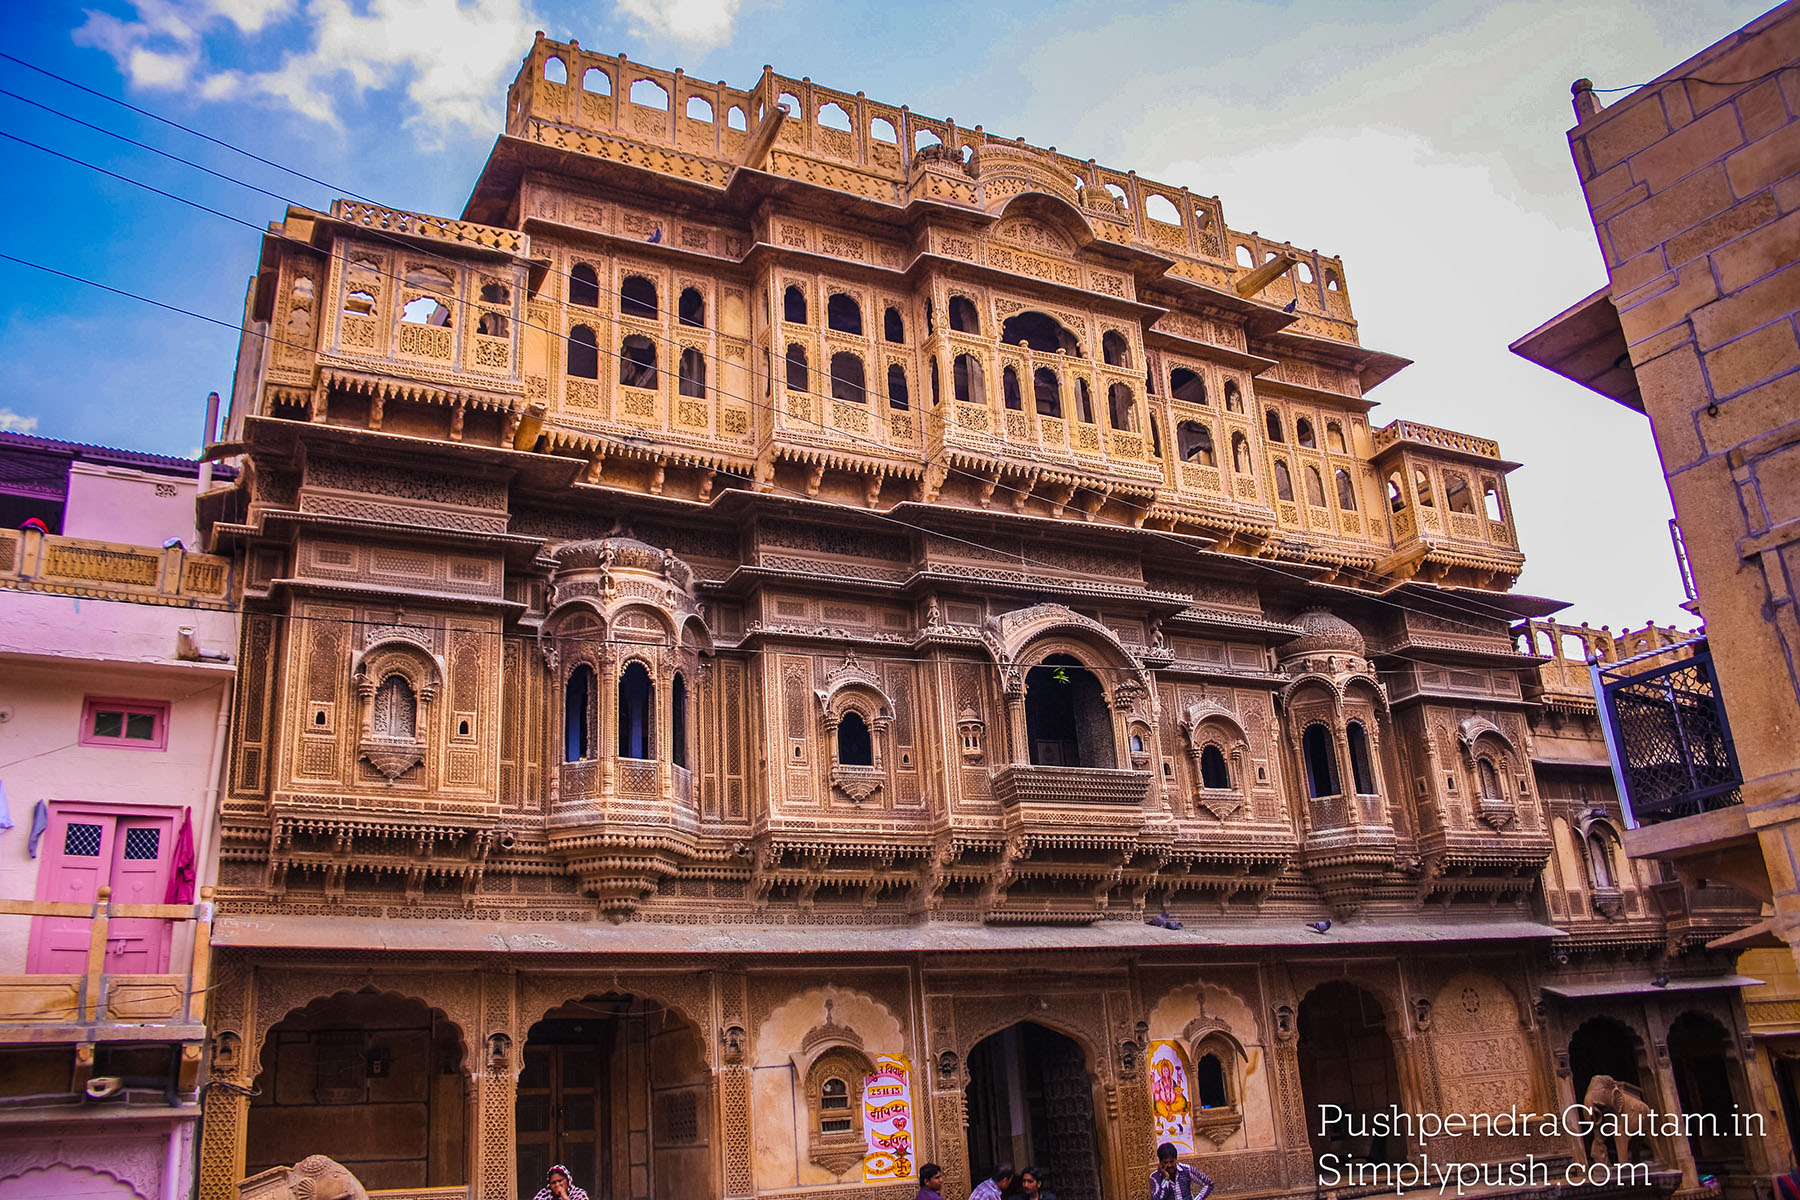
497, 35, 1357, 338
0, 525, 232, 609
1372, 419, 1502, 461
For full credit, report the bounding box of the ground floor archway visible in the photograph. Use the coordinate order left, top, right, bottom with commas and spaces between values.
1568, 1014, 1647, 1103
1669, 1011, 1748, 1174
1298, 980, 1404, 1165
964, 1021, 1102, 1200
246, 989, 468, 1191
519, 993, 711, 1200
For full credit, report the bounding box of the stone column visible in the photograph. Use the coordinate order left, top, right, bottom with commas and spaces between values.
475, 969, 517, 1200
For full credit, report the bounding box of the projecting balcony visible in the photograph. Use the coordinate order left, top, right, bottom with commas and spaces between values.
990, 764, 1152, 840
1600, 638, 1743, 825
0, 526, 231, 607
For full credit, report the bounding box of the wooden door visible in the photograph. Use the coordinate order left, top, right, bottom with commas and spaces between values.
26, 809, 174, 974
518, 1041, 607, 1199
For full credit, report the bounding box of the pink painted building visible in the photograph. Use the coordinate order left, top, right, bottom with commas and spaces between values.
0, 432, 237, 1200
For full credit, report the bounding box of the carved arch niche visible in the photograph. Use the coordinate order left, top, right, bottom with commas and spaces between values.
984, 603, 1150, 769
1457, 716, 1519, 830
816, 652, 894, 807
352, 637, 444, 782
1426, 970, 1539, 1120
1144, 981, 1271, 1153
1179, 701, 1251, 820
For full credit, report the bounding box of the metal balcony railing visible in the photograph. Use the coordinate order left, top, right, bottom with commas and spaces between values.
1594, 637, 1742, 824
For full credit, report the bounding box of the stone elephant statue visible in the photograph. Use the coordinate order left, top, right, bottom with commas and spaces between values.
237, 1155, 369, 1200
1582, 1074, 1660, 1166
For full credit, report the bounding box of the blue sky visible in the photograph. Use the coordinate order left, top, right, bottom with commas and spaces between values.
0, 0, 1773, 629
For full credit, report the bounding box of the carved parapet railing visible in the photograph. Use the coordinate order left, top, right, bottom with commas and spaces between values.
330, 200, 526, 255
991, 765, 1152, 811
1372, 420, 1501, 459
0, 527, 232, 608
1296, 822, 1397, 918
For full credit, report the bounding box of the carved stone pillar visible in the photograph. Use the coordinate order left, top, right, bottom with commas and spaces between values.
1002, 669, 1028, 765
1331, 710, 1361, 827
476, 969, 517, 1200
598, 648, 618, 798
718, 971, 754, 1198
197, 959, 254, 1200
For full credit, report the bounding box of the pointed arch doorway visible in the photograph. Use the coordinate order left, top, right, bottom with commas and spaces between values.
964, 1022, 1102, 1200
517, 994, 711, 1200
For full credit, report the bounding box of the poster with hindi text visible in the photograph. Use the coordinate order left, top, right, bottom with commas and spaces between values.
861, 1054, 914, 1182
1148, 1040, 1195, 1154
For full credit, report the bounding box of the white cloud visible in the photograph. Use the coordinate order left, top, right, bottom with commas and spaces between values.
75, 0, 542, 142
613, 0, 742, 50
0, 408, 41, 434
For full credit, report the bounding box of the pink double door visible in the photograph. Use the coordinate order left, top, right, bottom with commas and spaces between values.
27, 805, 176, 975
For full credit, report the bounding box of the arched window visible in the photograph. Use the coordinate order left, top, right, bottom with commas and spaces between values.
1001, 311, 1083, 356
1075, 377, 1093, 423
887, 364, 909, 409
953, 354, 985, 405
883, 306, 905, 343
582, 66, 610, 93
827, 293, 862, 335
1414, 467, 1435, 507
1178, 421, 1214, 465
620, 275, 658, 319
1025, 653, 1115, 768
1327, 421, 1347, 453
685, 95, 711, 122
1483, 485, 1505, 521
618, 661, 655, 759
544, 55, 567, 84
728, 105, 747, 130
1107, 383, 1135, 431
1034, 369, 1064, 419
480, 282, 510, 304
837, 711, 873, 766
1296, 417, 1316, 448
1303, 724, 1339, 798
477, 312, 508, 336
567, 325, 599, 378
1387, 472, 1406, 512
925, 299, 934, 334
564, 665, 593, 762
569, 263, 600, 308
678, 287, 705, 328
1274, 459, 1294, 502
373, 674, 417, 741
830, 352, 866, 403
870, 116, 897, 144
1445, 472, 1475, 513
1585, 830, 1616, 889
402, 296, 451, 326
1476, 757, 1502, 800
1223, 380, 1243, 412
1335, 469, 1357, 510
1102, 330, 1130, 367
1305, 465, 1326, 506
784, 286, 808, 323
1347, 721, 1377, 795
1148, 413, 1164, 457
929, 356, 941, 406
1002, 366, 1023, 411
948, 295, 980, 334
1200, 744, 1230, 789
1196, 1052, 1229, 1108
620, 335, 657, 388
819, 1077, 853, 1134
1171, 368, 1207, 405
1265, 409, 1285, 442
817, 101, 852, 131
786, 343, 810, 392
630, 78, 669, 109
1231, 432, 1251, 473
678, 347, 706, 398
671, 672, 688, 769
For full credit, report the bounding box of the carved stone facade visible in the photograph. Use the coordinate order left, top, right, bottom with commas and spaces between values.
192, 38, 1787, 1200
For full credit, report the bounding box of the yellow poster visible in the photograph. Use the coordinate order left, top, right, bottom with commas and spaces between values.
861, 1054, 914, 1181
1148, 1040, 1195, 1154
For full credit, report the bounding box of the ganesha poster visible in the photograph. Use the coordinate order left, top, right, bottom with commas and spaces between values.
1148, 1040, 1196, 1154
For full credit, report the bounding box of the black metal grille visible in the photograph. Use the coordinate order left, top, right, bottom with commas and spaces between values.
63, 822, 103, 857
123, 827, 161, 860
1601, 642, 1742, 822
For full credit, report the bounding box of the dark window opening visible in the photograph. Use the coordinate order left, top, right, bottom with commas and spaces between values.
786, 343, 810, 392
1178, 421, 1215, 465
678, 347, 706, 398
671, 672, 688, 769
1223, 380, 1243, 412
1305, 465, 1326, 506
1266, 409, 1285, 442
618, 661, 655, 759
1107, 383, 1135, 431
1347, 721, 1376, 795
1024, 653, 1115, 768
883, 306, 905, 343
827, 293, 863, 335
564, 665, 592, 762
1000, 310, 1083, 356
1303, 724, 1339, 798
1102, 330, 1129, 367
837, 711, 873, 766
620, 275, 658, 320
1200, 744, 1230, 789
1075, 378, 1093, 423
784, 286, 808, 323
477, 312, 508, 336
1231, 432, 1251, 474
887, 364, 909, 409
620, 334, 657, 388
1274, 459, 1294, 502
1336, 469, 1357, 510
929, 356, 941, 406
1171, 368, 1207, 405
1296, 417, 1316, 448
1446, 472, 1475, 514
567, 325, 599, 378
1387, 472, 1406, 512
1415, 467, 1435, 507
569, 264, 600, 308
1002, 366, 1023, 411
1196, 1053, 1229, 1108
678, 287, 705, 328
830, 352, 866, 403
953, 354, 985, 405
948, 295, 980, 334
1036, 369, 1063, 418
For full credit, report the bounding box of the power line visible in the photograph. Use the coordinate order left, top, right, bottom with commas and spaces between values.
0, 63, 1555, 641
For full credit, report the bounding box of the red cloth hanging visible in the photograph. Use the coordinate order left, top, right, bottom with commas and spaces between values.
164, 806, 196, 904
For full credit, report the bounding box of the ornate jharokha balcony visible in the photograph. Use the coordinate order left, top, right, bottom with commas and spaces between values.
990, 764, 1153, 819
